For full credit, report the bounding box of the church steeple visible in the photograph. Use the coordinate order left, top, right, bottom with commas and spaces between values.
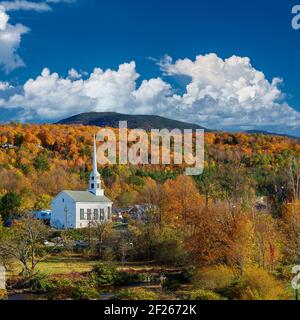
92, 134, 99, 175
89, 135, 104, 196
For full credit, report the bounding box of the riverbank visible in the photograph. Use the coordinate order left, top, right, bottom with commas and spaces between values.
5, 254, 194, 300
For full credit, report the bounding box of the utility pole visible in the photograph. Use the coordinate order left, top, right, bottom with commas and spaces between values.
64, 205, 68, 230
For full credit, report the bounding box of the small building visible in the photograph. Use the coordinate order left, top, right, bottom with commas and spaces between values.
1, 143, 14, 149
32, 210, 51, 222
50, 136, 113, 229
113, 204, 153, 223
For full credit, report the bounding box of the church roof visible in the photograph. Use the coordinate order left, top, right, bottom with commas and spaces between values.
63, 191, 112, 203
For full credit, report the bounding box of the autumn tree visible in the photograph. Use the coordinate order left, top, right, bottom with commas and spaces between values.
281, 201, 300, 264
217, 162, 256, 212
194, 163, 219, 207
0, 214, 49, 276
284, 156, 300, 201
162, 175, 203, 227
34, 194, 52, 210
90, 221, 113, 259
33, 153, 50, 172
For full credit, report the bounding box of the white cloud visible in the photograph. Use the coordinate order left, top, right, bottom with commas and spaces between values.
0, 5, 29, 73
158, 54, 300, 133
0, 1, 77, 72
1, 54, 300, 135
2, 62, 140, 120
0, 81, 10, 90
0, 5, 8, 29
68, 68, 82, 80
0, 1, 51, 12
0, 0, 77, 11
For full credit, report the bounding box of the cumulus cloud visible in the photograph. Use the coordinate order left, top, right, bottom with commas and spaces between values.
2, 62, 141, 120
0, 5, 29, 73
68, 68, 82, 80
1, 54, 300, 135
0, 1, 77, 72
157, 54, 300, 134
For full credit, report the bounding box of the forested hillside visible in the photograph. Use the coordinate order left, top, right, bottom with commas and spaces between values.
0, 123, 300, 212
2, 123, 300, 299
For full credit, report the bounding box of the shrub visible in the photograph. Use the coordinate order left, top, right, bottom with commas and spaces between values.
91, 263, 119, 286
30, 273, 100, 300
194, 265, 236, 291
72, 286, 99, 300
181, 267, 196, 283
0, 289, 8, 300
30, 273, 53, 293
63, 229, 87, 241
115, 272, 140, 286
113, 288, 158, 300
154, 232, 187, 266
189, 289, 226, 301
162, 279, 181, 292
47, 278, 76, 299
220, 268, 289, 300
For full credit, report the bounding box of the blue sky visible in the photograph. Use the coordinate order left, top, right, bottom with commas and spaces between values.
0, 0, 300, 135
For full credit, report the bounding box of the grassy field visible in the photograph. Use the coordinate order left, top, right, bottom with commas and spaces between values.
34, 255, 98, 275
7, 254, 98, 276
7, 253, 186, 277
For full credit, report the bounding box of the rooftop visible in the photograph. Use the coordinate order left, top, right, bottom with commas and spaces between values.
63, 191, 112, 203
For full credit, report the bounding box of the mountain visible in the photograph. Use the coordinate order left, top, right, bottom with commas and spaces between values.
244, 130, 300, 141
57, 112, 209, 131
56, 112, 300, 140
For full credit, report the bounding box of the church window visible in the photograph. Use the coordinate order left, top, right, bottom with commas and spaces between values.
87, 209, 92, 220
97, 184, 100, 188
100, 209, 105, 221
91, 183, 94, 189
94, 209, 99, 220
80, 209, 85, 220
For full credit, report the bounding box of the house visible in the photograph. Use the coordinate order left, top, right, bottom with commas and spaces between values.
1, 143, 14, 149
113, 204, 153, 223
128, 204, 153, 222
50, 136, 113, 229
255, 197, 268, 211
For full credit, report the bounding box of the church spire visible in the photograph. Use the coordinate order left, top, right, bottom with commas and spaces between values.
89, 135, 104, 196
93, 135, 99, 175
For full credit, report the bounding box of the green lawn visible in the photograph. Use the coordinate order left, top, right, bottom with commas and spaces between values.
8, 254, 98, 276
36, 256, 98, 275
8, 254, 185, 277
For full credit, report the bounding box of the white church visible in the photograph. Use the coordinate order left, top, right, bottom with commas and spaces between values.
51, 136, 113, 229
